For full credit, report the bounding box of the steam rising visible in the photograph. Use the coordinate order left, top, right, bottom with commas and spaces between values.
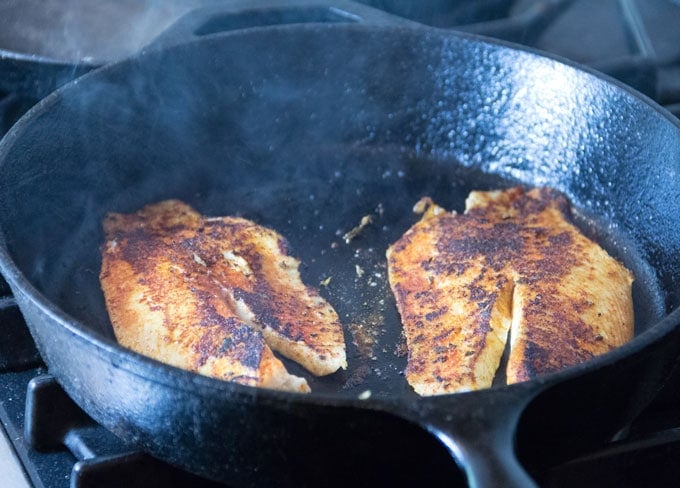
0, 0, 216, 63
0, 7, 677, 393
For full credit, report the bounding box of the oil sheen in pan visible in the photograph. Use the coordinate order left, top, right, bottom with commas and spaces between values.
47, 144, 665, 399
259, 148, 667, 398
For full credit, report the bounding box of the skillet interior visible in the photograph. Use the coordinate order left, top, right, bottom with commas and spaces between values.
0, 25, 678, 400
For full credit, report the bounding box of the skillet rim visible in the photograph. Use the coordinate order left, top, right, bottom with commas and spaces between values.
0, 22, 679, 407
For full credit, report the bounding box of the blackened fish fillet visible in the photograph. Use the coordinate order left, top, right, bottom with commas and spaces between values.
387, 187, 633, 395
100, 200, 346, 392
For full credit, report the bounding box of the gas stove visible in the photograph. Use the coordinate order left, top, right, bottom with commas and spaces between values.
1, 1, 680, 487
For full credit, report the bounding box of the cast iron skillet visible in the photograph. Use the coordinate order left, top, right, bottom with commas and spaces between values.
1, 1, 680, 486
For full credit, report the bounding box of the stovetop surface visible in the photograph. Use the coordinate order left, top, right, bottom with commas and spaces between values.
2, 0, 680, 487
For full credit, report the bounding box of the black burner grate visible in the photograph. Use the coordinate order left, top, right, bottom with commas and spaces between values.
0, 293, 224, 488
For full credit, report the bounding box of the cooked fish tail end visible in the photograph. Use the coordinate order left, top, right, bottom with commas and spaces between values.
227, 291, 347, 376
261, 330, 348, 376
256, 348, 311, 393
400, 273, 514, 396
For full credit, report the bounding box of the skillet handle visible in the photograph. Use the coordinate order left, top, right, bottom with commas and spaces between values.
385, 383, 541, 488
145, 0, 420, 52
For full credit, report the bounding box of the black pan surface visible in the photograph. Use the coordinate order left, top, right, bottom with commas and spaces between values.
1, 23, 679, 486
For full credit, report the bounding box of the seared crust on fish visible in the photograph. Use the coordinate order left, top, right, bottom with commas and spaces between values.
100, 200, 346, 392
387, 187, 634, 395
196, 213, 347, 376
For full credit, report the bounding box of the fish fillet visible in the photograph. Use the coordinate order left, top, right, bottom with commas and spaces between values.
387, 187, 634, 395
100, 200, 346, 392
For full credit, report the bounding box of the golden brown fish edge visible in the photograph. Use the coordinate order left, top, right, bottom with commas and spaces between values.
99, 202, 315, 394
386, 187, 635, 396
